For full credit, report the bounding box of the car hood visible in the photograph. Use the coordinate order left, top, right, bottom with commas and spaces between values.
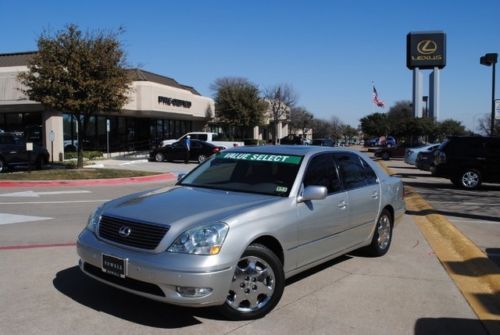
101, 186, 282, 230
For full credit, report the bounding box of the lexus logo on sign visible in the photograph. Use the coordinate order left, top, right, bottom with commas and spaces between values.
417, 40, 438, 55
407, 32, 446, 69
118, 226, 132, 238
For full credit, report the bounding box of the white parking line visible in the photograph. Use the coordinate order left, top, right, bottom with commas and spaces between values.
0, 213, 52, 225
0, 200, 110, 205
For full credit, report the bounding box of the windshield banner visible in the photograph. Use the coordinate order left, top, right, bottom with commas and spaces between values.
218, 152, 302, 165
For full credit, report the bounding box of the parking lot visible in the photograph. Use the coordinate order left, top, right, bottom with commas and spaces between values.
0, 151, 499, 334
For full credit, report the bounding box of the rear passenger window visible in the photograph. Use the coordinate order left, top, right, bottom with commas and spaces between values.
360, 157, 378, 185
303, 154, 342, 193
334, 152, 370, 190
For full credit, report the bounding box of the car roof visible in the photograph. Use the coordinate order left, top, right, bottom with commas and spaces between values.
223, 145, 359, 157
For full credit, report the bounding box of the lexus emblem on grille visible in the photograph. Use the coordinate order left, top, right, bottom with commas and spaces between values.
118, 226, 132, 238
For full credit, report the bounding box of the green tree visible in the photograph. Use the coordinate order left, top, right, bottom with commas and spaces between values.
341, 124, 358, 144
18, 24, 130, 168
211, 77, 267, 138
435, 119, 466, 140
359, 113, 388, 138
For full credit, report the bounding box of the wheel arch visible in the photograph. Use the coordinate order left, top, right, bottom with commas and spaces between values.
249, 235, 284, 266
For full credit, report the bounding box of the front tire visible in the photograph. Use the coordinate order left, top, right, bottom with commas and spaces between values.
219, 244, 284, 320
458, 169, 482, 190
382, 152, 390, 161
366, 209, 393, 256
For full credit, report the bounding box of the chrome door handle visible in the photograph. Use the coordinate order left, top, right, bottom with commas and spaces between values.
337, 200, 347, 209
371, 191, 379, 199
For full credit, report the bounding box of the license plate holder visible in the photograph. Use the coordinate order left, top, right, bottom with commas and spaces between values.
102, 254, 127, 278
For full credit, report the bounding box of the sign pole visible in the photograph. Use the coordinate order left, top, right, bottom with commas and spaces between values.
106, 119, 110, 158
491, 62, 496, 136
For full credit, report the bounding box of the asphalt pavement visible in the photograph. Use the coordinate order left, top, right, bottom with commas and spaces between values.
0, 149, 498, 334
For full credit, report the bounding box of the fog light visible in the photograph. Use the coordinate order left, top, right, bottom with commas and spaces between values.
176, 286, 213, 297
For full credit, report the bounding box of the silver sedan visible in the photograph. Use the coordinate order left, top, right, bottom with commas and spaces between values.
77, 145, 405, 320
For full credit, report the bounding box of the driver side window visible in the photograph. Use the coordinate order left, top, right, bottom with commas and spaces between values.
303, 154, 342, 193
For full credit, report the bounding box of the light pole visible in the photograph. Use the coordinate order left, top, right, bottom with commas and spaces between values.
480, 53, 498, 136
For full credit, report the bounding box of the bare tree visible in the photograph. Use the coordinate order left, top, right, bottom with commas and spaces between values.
264, 84, 298, 144
477, 114, 500, 136
329, 116, 345, 141
289, 106, 314, 137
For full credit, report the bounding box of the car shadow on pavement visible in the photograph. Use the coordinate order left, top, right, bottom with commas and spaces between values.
414, 317, 495, 335
53, 266, 223, 328
285, 255, 351, 285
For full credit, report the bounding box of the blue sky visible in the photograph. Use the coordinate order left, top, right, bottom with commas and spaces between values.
1, 0, 499, 131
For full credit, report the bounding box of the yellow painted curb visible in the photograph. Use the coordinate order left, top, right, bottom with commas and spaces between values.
378, 160, 500, 334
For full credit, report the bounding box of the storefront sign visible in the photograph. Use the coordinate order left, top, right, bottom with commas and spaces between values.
158, 96, 192, 108
407, 31, 446, 69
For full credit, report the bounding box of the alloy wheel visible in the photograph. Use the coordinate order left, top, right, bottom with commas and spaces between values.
226, 256, 276, 313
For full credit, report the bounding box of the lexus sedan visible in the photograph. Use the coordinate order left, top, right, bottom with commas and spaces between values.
77, 146, 405, 320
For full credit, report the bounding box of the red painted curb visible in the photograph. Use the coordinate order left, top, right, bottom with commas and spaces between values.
0, 172, 177, 188
0, 242, 76, 250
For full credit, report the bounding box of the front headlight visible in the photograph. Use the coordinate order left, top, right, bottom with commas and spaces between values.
167, 223, 229, 255
86, 205, 104, 233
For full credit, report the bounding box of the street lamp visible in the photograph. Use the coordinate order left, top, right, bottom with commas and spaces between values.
480, 53, 498, 136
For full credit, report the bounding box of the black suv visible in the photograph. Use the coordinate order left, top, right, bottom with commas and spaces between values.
431, 136, 500, 189
0, 133, 49, 172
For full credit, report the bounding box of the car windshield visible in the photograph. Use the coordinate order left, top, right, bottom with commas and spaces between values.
180, 151, 303, 197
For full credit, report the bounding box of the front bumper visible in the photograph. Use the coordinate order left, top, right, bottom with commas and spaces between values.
77, 229, 235, 307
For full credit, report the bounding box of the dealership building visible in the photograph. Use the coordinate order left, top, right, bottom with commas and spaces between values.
0, 51, 219, 161
0, 51, 292, 161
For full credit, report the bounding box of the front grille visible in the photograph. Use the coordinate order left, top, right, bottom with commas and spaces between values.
98, 215, 169, 250
83, 262, 165, 297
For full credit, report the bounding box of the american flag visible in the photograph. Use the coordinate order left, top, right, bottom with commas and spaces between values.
372, 85, 385, 108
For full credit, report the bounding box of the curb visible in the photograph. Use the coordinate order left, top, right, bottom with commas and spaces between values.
0, 172, 177, 188
378, 160, 500, 334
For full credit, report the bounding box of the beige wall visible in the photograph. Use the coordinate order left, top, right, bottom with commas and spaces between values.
125, 81, 214, 120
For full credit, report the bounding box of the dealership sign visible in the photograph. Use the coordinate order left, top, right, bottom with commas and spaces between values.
407, 31, 446, 69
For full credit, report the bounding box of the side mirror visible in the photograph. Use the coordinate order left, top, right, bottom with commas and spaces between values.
297, 185, 327, 203
177, 173, 186, 182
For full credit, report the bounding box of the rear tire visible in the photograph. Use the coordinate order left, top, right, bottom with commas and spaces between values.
382, 152, 390, 161
155, 152, 165, 162
366, 209, 393, 256
198, 154, 207, 163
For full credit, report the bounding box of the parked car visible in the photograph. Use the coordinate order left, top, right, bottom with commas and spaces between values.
364, 137, 379, 147
150, 139, 223, 163
415, 148, 438, 171
279, 134, 306, 145
77, 145, 405, 320
431, 136, 500, 189
161, 132, 244, 149
404, 143, 441, 166
374, 144, 406, 160
311, 138, 335, 146
0, 132, 49, 172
